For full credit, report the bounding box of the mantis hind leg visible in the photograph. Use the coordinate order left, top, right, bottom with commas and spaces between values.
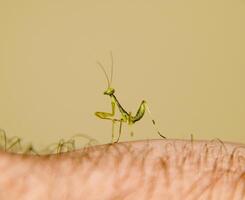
133, 101, 166, 139
144, 102, 166, 139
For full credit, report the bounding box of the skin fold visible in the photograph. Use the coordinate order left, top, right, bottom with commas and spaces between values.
0, 139, 245, 200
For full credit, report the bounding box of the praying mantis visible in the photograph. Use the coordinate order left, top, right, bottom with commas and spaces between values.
95, 53, 166, 143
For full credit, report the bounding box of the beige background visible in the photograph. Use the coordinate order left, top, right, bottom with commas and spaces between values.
0, 0, 244, 149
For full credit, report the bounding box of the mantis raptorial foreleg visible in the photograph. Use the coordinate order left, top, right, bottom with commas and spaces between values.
95, 101, 122, 142
95, 101, 115, 119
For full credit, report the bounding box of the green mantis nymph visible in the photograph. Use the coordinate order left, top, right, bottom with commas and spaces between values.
95, 53, 166, 143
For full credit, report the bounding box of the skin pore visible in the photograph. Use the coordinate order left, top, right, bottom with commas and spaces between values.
0, 139, 245, 200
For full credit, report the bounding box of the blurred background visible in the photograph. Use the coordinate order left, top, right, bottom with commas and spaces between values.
0, 0, 244, 150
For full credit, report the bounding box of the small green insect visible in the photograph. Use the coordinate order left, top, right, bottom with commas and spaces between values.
95, 52, 166, 143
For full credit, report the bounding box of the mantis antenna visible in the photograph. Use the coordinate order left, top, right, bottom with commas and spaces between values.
109, 51, 114, 85
97, 61, 110, 88
97, 51, 114, 88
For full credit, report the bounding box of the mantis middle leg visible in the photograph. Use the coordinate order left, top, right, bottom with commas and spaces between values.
115, 119, 124, 143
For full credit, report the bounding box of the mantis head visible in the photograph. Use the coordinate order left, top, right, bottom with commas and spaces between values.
97, 51, 115, 96
104, 87, 115, 96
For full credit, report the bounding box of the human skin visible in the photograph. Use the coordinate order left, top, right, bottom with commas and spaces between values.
0, 139, 245, 200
